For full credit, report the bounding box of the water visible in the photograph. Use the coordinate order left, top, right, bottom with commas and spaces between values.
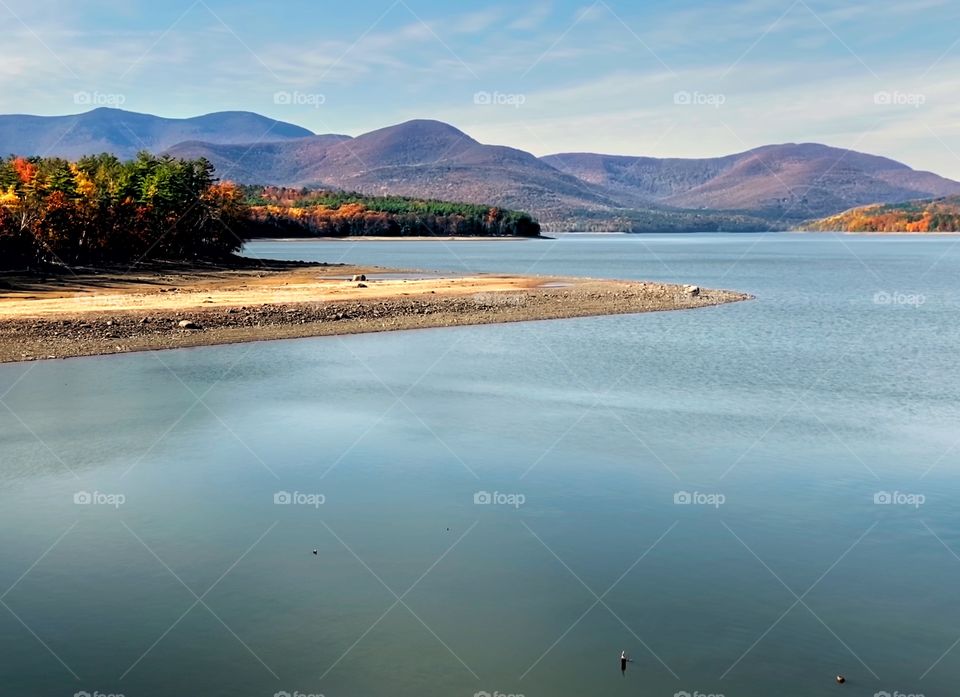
2, 233, 959, 697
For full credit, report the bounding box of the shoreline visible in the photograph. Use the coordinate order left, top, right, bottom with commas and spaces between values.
252, 235, 546, 242
0, 262, 751, 363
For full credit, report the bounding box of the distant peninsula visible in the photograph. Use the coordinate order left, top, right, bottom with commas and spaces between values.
800, 195, 960, 233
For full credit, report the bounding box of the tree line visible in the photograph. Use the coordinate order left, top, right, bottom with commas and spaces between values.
241, 187, 542, 238
0, 156, 541, 270
802, 197, 960, 232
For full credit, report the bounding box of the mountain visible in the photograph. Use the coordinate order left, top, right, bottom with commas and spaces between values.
5, 108, 960, 230
166, 120, 621, 219
801, 195, 960, 232
164, 134, 354, 184
542, 144, 960, 221
0, 108, 314, 160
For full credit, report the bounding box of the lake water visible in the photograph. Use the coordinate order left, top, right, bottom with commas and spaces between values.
2, 233, 959, 697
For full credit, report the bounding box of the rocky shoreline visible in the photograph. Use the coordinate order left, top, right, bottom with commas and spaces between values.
0, 280, 750, 363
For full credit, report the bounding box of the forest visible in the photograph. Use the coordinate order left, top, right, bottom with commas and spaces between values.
0, 157, 541, 269
239, 186, 542, 239
0, 153, 245, 268
802, 197, 960, 232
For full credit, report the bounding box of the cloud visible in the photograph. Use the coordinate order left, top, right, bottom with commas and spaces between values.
508, 1, 553, 31
451, 8, 504, 34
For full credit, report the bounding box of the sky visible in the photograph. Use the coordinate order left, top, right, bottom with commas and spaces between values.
2, 0, 960, 177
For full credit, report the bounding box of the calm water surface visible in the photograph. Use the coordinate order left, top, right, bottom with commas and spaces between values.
2, 233, 959, 697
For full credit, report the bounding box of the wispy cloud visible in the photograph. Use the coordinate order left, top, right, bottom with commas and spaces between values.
508, 0, 553, 30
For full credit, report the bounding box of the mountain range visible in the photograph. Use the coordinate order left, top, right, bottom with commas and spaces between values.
4, 108, 959, 231
0, 108, 312, 161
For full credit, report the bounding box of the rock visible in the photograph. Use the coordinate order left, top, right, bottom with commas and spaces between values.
357, 283, 368, 288
351, 274, 367, 282
178, 320, 201, 330
683, 285, 700, 297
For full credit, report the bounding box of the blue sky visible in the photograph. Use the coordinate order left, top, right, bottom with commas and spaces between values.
2, 0, 960, 177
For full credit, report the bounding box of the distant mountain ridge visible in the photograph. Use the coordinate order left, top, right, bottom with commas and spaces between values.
0, 108, 314, 160
542, 144, 960, 220
3, 108, 960, 230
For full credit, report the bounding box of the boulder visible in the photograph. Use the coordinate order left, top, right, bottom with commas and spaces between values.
177, 320, 201, 330
683, 285, 700, 297
351, 274, 367, 282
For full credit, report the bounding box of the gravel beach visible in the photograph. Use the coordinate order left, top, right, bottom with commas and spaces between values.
0, 261, 750, 362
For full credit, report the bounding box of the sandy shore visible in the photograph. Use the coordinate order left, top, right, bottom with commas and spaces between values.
0, 261, 750, 362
